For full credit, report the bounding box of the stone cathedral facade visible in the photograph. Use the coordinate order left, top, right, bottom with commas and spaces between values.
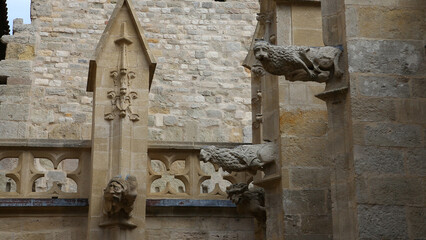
0, 0, 424, 239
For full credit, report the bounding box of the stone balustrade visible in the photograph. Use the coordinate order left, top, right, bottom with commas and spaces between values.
0, 140, 248, 201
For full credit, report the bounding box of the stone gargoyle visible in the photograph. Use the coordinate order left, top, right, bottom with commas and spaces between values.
227, 183, 266, 240
199, 142, 277, 175
100, 175, 138, 229
253, 39, 343, 83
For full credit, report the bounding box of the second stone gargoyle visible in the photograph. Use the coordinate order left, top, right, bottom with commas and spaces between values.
199, 142, 277, 175
100, 175, 138, 228
253, 39, 343, 83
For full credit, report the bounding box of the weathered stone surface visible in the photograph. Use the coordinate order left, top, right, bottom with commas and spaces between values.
281, 136, 331, 167
357, 205, 408, 239
280, 110, 328, 137
365, 176, 423, 205
407, 207, 426, 239
283, 190, 328, 215
411, 78, 426, 98
300, 215, 332, 234
395, 99, 426, 124
290, 168, 330, 189
364, 123, 422, 147
356, 75, 409, 98
347, 6, 425, 40
347, 40, 424, 75
406, 148, 426, 176
353, 145, 404, 174
351, 97, 396, 122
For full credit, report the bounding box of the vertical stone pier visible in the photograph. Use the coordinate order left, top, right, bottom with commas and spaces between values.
86, 0, 156, 239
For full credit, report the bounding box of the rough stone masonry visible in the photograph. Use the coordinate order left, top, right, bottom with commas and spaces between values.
0, 0, 259, 143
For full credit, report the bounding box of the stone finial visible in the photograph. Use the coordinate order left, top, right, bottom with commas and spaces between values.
199, 142, 277, 175
100, 175, 138, 229
253, 40, 343, 83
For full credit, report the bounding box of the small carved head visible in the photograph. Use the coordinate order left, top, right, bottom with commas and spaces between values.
253, 40, 270, 61
226, 183, 249, 204
200, 146, 216, 162
105, 177, 128, 203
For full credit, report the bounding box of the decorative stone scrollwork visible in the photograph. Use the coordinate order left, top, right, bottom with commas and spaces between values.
253, 39, 343, 83
104, 70, 139, 121
200, 142, 277, 175
104, 22, 140, 121
100, 175, 138, 229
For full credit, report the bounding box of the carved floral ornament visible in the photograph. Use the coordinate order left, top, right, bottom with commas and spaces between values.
104, 22, 140, 121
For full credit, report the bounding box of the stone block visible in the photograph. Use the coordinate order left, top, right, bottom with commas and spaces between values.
292, 4, 323, 30
206, 110, 223, 119
395, 99, 426, 124
351, 97, 396, 122
0, 104, 29, 121
351, 7, 425, 40
48, 123, 81, 139
347, 39, 424, 75
357, 205, 408, 239
289, 83, 308, 105
364, 123, 422, 147
284, 214, 301, 234
290, 167, 331, 189
293, 29, 323, 47
281, 136, 331, 167
280, 110, 328, 137
411, 78, 426, 98
407, 207, 426, 239
353, 145, 404, 174
406, 148, 426, 176
366, 176, 423, 205
301, 215, 332, 234
283, 190, 328, 215
356, 75, 409, 98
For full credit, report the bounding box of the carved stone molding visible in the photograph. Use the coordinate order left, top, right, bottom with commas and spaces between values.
100, 175, 138, 229
199, 142, 277, 175
253, 40, 343, 83
104, 22, 139, 121
256, 11, 274, 25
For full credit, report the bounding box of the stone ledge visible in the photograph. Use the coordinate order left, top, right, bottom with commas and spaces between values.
0, 139, 92, 148
0, 198, 236, 208
147, 199, 236, 208
0, 139, 248, 150
0, 198, 89, 207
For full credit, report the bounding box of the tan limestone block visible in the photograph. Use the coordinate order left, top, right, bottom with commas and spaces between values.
5, 43, 35, 60
279, 110, 328, 137
292, 4, 323, 30
293, 29, 324, 47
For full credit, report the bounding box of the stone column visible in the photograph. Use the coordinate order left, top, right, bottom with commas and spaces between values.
86, 0, 156, 239
321, 0, 425, 239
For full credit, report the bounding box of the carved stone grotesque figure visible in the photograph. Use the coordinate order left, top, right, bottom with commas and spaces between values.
199, 142, 277, 175
253, 40, 343, 83
226, 183, 266, 240
100, 175, 138, 228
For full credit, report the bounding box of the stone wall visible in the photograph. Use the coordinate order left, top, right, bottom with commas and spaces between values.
276, 3, 333, 240
321, 0, 426, 239
346, 1, 425, 239
0, 0, 259, 142
0, 216, 87, 239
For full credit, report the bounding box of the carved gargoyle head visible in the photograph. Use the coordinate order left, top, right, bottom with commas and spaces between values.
199, 146, 216, 163
104, 177, 128, 212
226, 182, 249, 205
253, 40, 270, 62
